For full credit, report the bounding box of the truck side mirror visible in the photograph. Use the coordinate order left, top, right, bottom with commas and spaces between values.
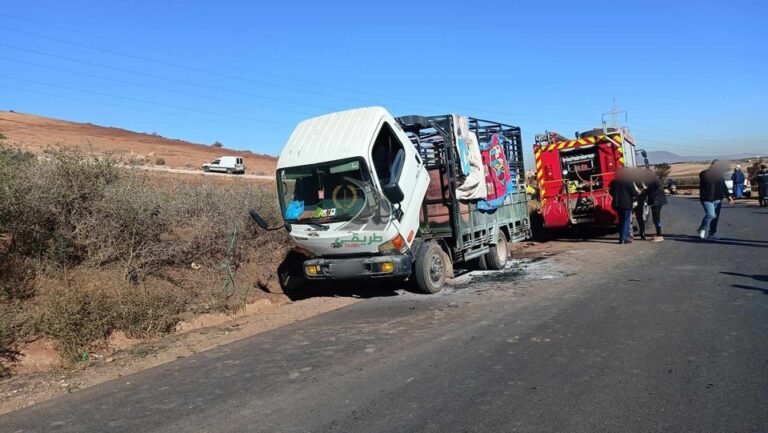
382, 183, 404, 204
249, 209, 270, 230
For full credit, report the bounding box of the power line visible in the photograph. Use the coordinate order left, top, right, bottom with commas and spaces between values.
0, 83, 264, 131
0, 55, 319, 118
0, 21, 597, 123
628, 121, 736, 141
0, 13, 754, 143
0, 24, 394, 108
0, 42, 339, 113
0, 74, 293, 127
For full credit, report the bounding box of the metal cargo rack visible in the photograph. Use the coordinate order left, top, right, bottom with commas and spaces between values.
396, 114, 530, 263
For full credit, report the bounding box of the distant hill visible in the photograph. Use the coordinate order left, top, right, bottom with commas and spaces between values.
646, 150, 764, 165
0, 111, 276, 175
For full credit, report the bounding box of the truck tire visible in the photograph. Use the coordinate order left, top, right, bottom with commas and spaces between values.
226, 168, 234, 174
483, 231, 509, 271
277, 250, 307, 294
414, 241, 447, 294
203, 166, 209, 172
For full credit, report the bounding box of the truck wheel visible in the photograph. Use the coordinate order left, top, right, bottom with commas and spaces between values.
277, 250, 307, 294
203, 166, 209, 172
414, 241, 447, 294
226, 168, 234, 174
483, 231, 509, 271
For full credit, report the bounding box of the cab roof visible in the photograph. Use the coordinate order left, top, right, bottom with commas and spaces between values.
277, 106, 397, 169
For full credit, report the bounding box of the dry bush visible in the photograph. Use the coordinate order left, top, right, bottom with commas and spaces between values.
155, 157, 166, 165
0, 143, 288, 365
0, 307, 19, 377
35, 278, 116, 360
0, 146, 119, 263
114, 281, 189, 338
0, 255, 36, 301
84, 176, 177, 280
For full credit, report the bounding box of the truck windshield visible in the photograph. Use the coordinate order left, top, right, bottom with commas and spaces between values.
278, 158, 372, 222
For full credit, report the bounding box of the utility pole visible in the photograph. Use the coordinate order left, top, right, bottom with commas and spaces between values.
601, 98, 627, 132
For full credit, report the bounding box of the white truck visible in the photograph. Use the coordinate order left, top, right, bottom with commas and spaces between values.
250, 107, 530, 293
202, 156, 245, 174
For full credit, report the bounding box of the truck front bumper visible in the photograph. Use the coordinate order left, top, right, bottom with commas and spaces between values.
303, 254, 412, 280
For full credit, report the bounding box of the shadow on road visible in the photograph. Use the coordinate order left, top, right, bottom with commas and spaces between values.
666, 234, 768, 249
262, 250, 406, 301
283, 280, 405, 301
732, 284, 768, 295
721, 271, 768, 283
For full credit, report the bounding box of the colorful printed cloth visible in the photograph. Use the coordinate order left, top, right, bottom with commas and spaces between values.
477, 133, 516, 211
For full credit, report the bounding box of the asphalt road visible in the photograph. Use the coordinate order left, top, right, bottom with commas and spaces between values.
3, 197, 767, 433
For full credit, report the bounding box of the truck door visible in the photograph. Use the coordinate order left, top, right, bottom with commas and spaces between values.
369, 121, 428, 241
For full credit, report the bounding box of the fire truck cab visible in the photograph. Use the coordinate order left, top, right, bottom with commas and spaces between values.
533, 127, 640, 229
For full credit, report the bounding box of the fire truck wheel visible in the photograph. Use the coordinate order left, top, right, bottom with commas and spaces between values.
484, 231, 509, 271
414, 241, 447, 294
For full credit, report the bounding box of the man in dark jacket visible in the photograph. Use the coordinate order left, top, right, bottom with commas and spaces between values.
610, 167, 639, 244
645, 171, 668, 242
698, 160, 734, 240
755, 164, 768, 207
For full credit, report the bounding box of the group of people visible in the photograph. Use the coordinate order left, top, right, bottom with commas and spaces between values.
609, 160, 768, 245
609, 167, 667, 244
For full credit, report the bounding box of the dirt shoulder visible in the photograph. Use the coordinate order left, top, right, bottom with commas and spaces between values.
0, 292, 357, 415
0, 239, 610, 415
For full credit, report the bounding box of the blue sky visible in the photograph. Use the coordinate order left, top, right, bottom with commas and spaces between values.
1, 0, 766, 166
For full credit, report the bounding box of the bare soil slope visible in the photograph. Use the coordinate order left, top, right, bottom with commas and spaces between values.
0, 111, 276, 175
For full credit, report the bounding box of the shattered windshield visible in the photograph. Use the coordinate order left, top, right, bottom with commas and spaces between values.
278, 158, 373, 222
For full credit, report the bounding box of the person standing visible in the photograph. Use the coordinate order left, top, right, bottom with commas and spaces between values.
633, 173, 649, 240
645, 171, 668, 242
610, 167, 639, 244
731, 165, 746, 199
698, 160, 734, 240
755, 164, 768, 207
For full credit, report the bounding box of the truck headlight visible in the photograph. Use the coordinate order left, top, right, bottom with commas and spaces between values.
305, 265, 320, 276
378, 262, 395, 273
378, 234, 406, 254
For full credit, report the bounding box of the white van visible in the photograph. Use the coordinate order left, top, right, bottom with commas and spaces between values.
202, 156, 245, 174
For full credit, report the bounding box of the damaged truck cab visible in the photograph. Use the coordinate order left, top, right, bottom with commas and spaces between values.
262, 107, 530, 294
275, 107, 428, 283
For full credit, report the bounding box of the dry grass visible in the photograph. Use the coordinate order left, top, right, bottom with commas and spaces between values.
0, 143, 288, 367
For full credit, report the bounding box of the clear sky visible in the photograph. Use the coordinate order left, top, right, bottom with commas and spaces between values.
1, 0, 766, 166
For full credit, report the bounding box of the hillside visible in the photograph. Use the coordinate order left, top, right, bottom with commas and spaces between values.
646, 150, 764, 164
0, 111, 276, 175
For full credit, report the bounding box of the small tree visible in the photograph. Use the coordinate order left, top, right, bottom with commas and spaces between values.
654, 163, 672, 180
211, 141, 223, 148
747, 158, 763, 181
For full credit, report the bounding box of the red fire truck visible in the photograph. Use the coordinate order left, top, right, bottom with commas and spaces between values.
533, 127, 644, 229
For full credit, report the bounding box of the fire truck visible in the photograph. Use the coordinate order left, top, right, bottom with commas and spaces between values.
533, 127, 646, 230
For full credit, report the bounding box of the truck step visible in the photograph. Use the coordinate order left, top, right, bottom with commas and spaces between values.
463, 247, 490, 261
